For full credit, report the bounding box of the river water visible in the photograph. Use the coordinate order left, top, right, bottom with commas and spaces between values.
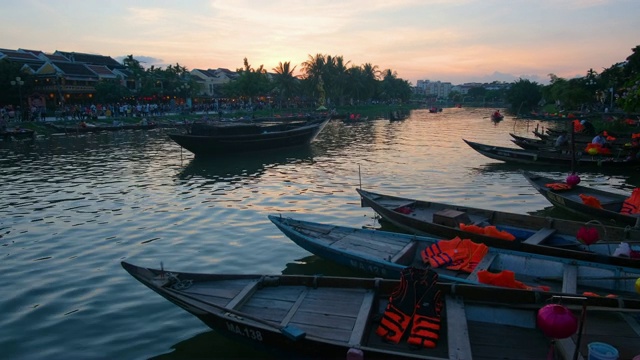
2, 108, 638, 360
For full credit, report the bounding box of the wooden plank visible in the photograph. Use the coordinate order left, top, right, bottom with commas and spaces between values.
466, 253, 497, 282
279, 288, 309, 326
555, 337, 585, 360
446, 296, 472, 360
348, 290, 376, 346
523, 227, 557, 245
226, 280, 260, 310
562, 264, 578, 294
390, 241, 418, 264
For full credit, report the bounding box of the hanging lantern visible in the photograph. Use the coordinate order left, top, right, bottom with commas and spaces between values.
537, 304, 578, 339
577, 226, 600, 245
566, 173, 581, 187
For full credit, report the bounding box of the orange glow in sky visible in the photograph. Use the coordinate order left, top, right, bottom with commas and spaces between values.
2, 0, 639, 85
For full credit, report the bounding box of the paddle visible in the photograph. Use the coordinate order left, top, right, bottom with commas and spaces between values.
164, 283, 306, 341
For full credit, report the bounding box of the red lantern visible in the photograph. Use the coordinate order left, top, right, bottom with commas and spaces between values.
566, 173, 581, 187
577, 226, 600, 245
537, 304, 578, 338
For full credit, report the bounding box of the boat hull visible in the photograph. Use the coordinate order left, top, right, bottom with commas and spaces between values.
355, 188, 640, 268
169, 118, 329, 156
523, 171, 640, 227
269, 215, 640, 298
122, 261, 640, 360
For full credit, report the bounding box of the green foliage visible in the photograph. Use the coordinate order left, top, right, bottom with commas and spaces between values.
94, 80, 131, 103
506, 78, 542, 113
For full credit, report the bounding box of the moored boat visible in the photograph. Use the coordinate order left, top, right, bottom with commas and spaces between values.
1, 127, 35, 140
168, 116, 330, 156
122, 261, 640, 360
269, 215, 640, 298
463, 139, 639, 169
355, 188, 640, 268
523, 171, 640, 227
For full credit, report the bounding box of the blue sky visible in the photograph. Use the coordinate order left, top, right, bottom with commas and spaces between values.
2, 0, 639, 85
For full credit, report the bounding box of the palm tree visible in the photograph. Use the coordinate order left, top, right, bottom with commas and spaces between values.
272, 61, 298, 109
235, 58, 269, 107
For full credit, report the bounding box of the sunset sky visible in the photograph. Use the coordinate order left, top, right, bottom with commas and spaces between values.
2, 0, 639, 85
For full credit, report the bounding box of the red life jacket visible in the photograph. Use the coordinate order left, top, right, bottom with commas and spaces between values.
545, 183, 572, 191
407, 289, 443, 348
621, 188, 640, 214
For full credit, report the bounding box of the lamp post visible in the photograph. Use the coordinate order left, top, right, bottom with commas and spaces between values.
11, 76, 25, 121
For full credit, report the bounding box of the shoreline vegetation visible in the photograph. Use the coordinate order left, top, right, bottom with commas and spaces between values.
5, 102, 637, 138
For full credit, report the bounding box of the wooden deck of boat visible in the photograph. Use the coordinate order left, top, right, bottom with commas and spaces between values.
174, 273, 640, 360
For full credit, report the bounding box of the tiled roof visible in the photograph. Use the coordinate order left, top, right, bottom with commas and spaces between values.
0, 48, 41, 62
86, 64, 117, 77
55, 50, 122, 67
52, 61, 98, 78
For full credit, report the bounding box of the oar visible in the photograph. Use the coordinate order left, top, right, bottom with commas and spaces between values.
164, 286, 306, 341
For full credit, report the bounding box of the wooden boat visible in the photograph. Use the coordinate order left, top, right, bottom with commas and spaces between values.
490, 112, 504, 122
355, 188, 640, 268
1, 128, 35, 140
122, 261, 640, 360
389, 111, 408, 122
48, 122, 158, 133
510, 133, 562, 150
269, 215, 640, 298
523, 171, 640, 228
463, 139, 638, 169
168, 117, 329, 156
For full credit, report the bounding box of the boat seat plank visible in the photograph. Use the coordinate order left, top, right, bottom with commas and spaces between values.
226, 280, 260, 310
562, 265, 578, 294
523, 227, 557, 245
446, 296, 472, 360
279, 288, 309, 326
466, 253, 497, 282
390, 241, 418, 264
348, 290, 376, 346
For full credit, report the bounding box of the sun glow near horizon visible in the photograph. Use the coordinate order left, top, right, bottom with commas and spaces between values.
1, 0, 638, 85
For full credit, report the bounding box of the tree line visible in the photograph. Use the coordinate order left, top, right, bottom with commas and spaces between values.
505, 45, 640, 115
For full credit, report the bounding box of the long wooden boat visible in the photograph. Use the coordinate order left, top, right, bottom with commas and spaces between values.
355, 188, 640, 268
463, 139, 638, 169
48, 122, 158, 133
1, 128, 36, 140
122, 261, 640, 360
523, 171, 640, 228
269, 215, 640, 299
168, 117, 329, 156
510, 133, 568, 150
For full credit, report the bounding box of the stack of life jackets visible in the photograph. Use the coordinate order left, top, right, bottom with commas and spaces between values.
420, 236, 489, 273
376, 267, 443, 348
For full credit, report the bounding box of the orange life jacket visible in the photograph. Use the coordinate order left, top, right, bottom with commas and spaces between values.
376, 268, 437, 343
376, 302, 412, 343
407, 293, 443, 348
422, 237, 489, 273
477, 270, 550, 291
545, 183, 573, 191
579, 194, 603, 209
621, 188, 640, 214
459, 223, 515, 241
459, 223, 485, 235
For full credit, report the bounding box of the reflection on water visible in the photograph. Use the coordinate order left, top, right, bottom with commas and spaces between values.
176, 146, 316, 182
2, 109, 639, 360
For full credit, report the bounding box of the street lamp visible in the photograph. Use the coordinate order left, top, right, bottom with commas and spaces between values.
11, 76, 25, 121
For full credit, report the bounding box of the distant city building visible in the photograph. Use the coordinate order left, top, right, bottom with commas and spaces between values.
415, 80, 453, 100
